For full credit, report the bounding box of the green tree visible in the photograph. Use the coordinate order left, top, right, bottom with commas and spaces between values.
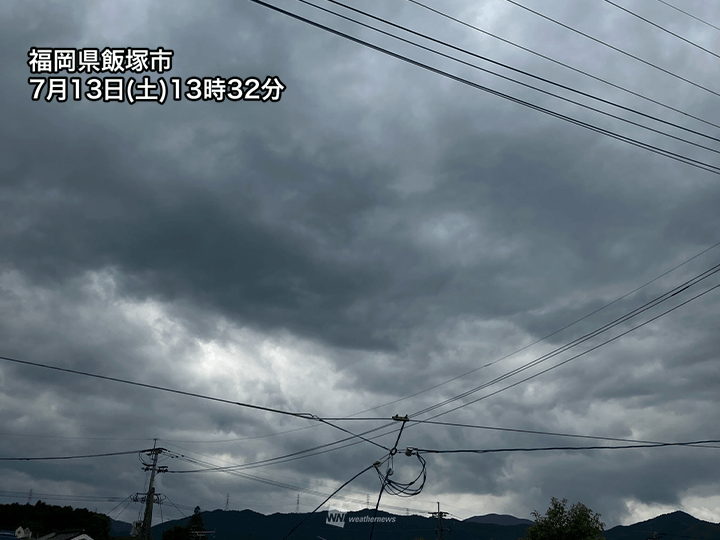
523, 497, 604, 540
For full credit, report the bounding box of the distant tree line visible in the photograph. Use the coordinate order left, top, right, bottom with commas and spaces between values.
0, 501, 110, 540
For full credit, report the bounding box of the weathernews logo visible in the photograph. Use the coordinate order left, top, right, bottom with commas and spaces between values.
326, 507, 346, 528
325, 508, 397, 528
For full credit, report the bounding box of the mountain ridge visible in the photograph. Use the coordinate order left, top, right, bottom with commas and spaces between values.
116, 507, 720, 540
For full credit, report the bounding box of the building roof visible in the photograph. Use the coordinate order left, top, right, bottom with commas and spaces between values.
38, 533, 93, 540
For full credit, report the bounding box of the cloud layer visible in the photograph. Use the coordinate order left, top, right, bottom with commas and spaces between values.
2, 0, 719, 528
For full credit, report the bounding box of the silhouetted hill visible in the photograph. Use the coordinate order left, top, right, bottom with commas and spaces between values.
139, 507, 720, 540
109, 518, 132, 537
604, 510, 720, 540
465, 513, 533, 526
149, 508, 530, 540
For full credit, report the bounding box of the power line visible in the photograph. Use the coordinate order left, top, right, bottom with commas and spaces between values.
3, 259, 717, 475
281, 462, 378, 540
653, 0, 720, 33
351, 239, 720, 417
162, 267, 720, 473
107, 495, 134, 519
0, 431, 156, 442
0, 356, 308, 417
168, 448, 427, 516
413, 439, 720, 455
0, 449, 150, 461
403, 420, 720, 448
314, 0, 720, 147
282, 423, 416, 539
248, 0, 720, 176
603, 0, 720, 60
164, 495, 189, 518
499, 0, 720, 98
0, 355, 388, 453
409, 262, 720, 418
5, 217, 720, 472
0, 489, 129, 502
302, 273, 720, 458
13, 265, 712, 474
418, 280, 720, 421
407, 0, 720, 131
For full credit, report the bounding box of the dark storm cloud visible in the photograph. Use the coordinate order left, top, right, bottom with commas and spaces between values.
1, 0, 720, 529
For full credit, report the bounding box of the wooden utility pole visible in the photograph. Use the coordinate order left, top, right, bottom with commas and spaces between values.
135, 441, 168, 540
429, 502, 450, 540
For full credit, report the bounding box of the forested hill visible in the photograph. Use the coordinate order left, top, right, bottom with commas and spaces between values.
147, 508, 720, 540
0, 502, 110, 540
150, 508, 530, 540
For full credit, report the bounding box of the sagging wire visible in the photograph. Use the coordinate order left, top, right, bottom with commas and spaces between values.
115, 498, 134, 521
281, 462, 378, 540
165, 495, 190, 519
106, 494, 133, 520
375, 452, 427, 497
368, 416, 426, 539
282, 416, 426, 540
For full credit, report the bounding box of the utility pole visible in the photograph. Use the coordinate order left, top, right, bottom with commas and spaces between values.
225, 494, 230, 512
429, 502, 450, 540
133, 441, 168, 540
295, 494, 299, 514
27, 489, 32, 504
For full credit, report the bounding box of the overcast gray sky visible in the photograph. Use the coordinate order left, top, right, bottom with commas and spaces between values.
2, 0, 720, 530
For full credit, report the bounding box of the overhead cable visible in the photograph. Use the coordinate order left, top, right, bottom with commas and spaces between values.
0, 354, 388, 453
248, 0, 720, 176
313, 0, 720, 146
290, 275, 720, 458
413, 439, 720, 455
408, 0, 720, 131
0, 449, 149, 461
0, 431, 156, 442
404, 420, 720, 448
603, 0, 720, 59
418, 281, 720, 421
351, 239, 720, 417
160, 265, 720, 471
0, 489, 128, 502
16, 238, 717, 449
500, 0, 720, 98
654, 0, 720, 33
410, 263, 720, 418
281, 462, 378, 540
